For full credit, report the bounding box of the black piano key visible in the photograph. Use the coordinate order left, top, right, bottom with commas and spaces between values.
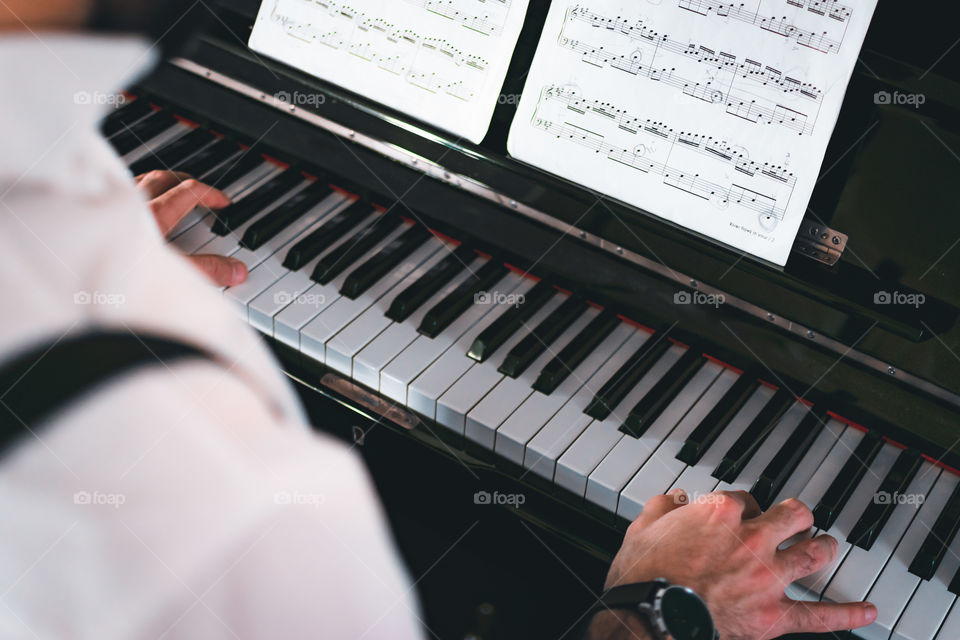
677, 370, 763, 466
498, 296, 588, 379
311, 215, 404, 285
847, 448, 922, 550
532, 310, 620, 395
173, 139, 239, 177
584, 336, 672, 421
385, 245, 476, 323
340, 226, 431, 299
101, 99, 153, 137
467, 280, 554, 363
620, 346, 704, 438
210, 169, 304, 236
712, 389, 793, 483
418, 260, 510, 339
812, 430, 884, 530
128, 128, 216, 176
109, 110, 176, 155
283, 200, 371, 271
909, 482, 960, 580
201, 149, 265, 188
750, 407, 827, 510
240, 180, 333, 251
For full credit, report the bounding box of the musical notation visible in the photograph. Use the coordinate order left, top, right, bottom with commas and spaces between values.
404, 0, 513, 37
562, 6, 822, 135
507, 0, 877, 265
677, 0, 851, 54
532, 85, 791, 222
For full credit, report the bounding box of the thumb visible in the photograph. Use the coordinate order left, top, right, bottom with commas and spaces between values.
190, 255, 248, 286
632, 488, 688, 529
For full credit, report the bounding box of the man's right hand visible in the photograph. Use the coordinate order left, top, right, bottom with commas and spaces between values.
590, 489, 878, 640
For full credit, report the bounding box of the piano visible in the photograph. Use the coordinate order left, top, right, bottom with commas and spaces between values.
103, 1, 960, 638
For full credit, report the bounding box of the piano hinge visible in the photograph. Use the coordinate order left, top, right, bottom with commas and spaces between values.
792, 218, 848, 266
319, 373, 420, 431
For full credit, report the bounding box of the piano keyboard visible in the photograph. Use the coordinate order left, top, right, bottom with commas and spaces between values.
106, 99, 960, 640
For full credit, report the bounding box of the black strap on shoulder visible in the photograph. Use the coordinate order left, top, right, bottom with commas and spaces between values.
0, 331, 212, 455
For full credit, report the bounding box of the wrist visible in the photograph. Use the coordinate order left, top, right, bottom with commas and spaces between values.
588, 609, 655, 640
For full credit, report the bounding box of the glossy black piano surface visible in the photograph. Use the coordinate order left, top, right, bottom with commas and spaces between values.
108, 1, 960, 637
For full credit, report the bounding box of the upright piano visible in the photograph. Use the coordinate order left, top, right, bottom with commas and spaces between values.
102, 1, 960, 637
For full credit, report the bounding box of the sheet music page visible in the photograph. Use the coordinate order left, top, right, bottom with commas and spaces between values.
507, 0, 878, 266
249, 0, 530, 145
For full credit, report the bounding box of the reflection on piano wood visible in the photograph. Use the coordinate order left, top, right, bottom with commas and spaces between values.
561, 6, 822, 135
104, 95, 960, 640
677, 0, 852, 54
532, 85, 792, 223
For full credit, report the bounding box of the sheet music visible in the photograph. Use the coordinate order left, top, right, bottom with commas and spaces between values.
249, 0, 530, 144
507, 0, 877, 266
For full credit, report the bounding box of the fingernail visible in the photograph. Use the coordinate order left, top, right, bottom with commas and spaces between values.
863, 603, 878, 623
231, 259, 248, 283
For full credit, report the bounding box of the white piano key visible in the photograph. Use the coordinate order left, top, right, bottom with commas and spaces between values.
772, 418, 846, 505
224, 194, 351, 319
300, 234, 448, 365
825, 461, 937, 604
523, 329, 652, 481
463, 299, 593, 450
435, 293, 566, 435
405, 277, 539, 420
669, 384, 777, 500
380, 270, 524, 405
122, 122, 191, 165
860, 471, 956, 640
494, 319, 634, 467
352, 256, 484, 391
617, 367, 741, 520
192, 178, 312, 258
274, 219, 409, 349
714, 400, 811, 494
247, 210, 382, 336
555, 345, 685, 497
585, 360, 723, 514
324, 238, 452, 377
795, 443, 900, 597
171, 163, 283, 252
934, 595, 960, 640
891, 472, 960, 640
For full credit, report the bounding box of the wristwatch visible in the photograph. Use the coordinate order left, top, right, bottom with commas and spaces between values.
592, 579, 718, 640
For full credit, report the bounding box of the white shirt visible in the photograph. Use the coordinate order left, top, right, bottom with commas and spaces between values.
0, 33, 423, 640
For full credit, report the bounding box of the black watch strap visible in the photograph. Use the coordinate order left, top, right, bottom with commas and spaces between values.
594, 581, 666, 613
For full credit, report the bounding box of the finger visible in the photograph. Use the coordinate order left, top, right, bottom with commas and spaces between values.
778, 599, 877, 635
135, 170, 193, 198
190, 255, 248, 286
701, 490, 762, 520
632, 489, 688, 529
777, 534, 837, 582
150, 179, 231, 235
756, 498, 815, 541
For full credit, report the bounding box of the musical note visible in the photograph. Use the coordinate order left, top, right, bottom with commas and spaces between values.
404, 0, 513, 36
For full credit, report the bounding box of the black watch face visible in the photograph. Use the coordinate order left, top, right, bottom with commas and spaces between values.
660, 586, 714, 640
